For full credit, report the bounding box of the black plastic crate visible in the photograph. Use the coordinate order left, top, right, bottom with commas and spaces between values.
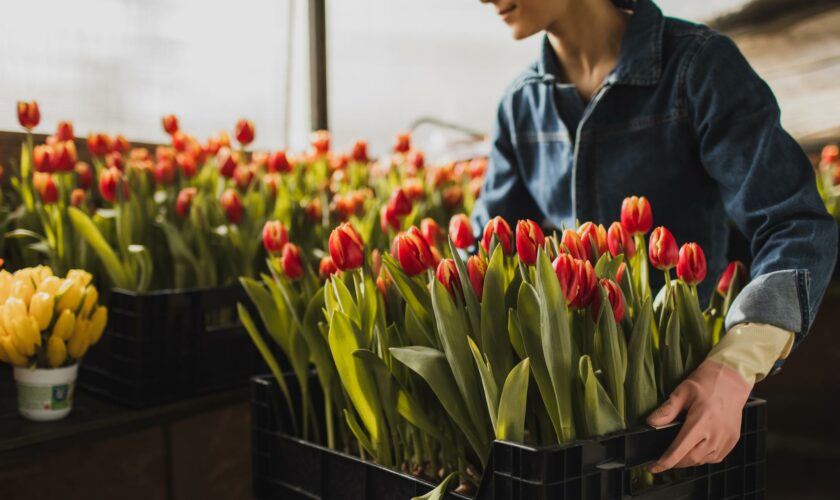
78, 283, 264, 407
251, 373, 767, 500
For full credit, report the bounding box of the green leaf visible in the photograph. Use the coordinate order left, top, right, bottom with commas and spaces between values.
594, 286, 627, 422
383, 253, 436, 336
127, 244, 153, 292
661, 306, 684, 396
396, 389, 443, 440
507, 308, 526, 360
467, 336, 500, 432
156, 218, 202, 283
411, 472, 458, 500
330, 275, 361, 329
344, 408, 376, 458
481, 245, 513, 387
625, 296, 658, 426
496, 358, 531, 442
448, 237, 481, 338
674, 281, 710, 369
579, 355, 625, 437
67, 207, 132, 289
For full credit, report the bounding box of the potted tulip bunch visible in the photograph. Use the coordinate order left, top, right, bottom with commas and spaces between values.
0, 265, 107, 421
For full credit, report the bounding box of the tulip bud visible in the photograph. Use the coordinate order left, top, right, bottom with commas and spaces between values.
822, 144, 838, 166
262, 220, 289, 254
37, 276, 63, 296
56, 279, 84, 313
280, 243, 305, 280
46, 335, 67, 368
620, 196, 653, 235
17, 101, 40, 130
220, 189, 243, 224
267, 150, 291, 173
407, 150, 424, 170
50, 141, 77, 172
87, 305, 107, 345
177, 153, 197, 178
1, 336, 28, 366
154, 159, 177, 185
105, 151, 124, 172
469, 158, 488, 179
87, 132, 112, 157
319, 257, 338, 280
467, 256, 487, 301
12, 316, 41, 356
2, 297, 27, 335
616, 262, 627, 285
113, 134, 130, 154
329, 223, 365, 271
67, 320, 90, 359
448, 214, 475, 249
481, 216, 513, 256
717, 261, 747, 296
560, 229, 587, 261
233, 164, 254, 189
553, 255, 597, 308
10, 279, 35, 307
391, 227, 434, 276
394, 132, 411, 153
676, 242, 707, 285
380, 204, 401, 233
304, 198, 322, 222
515, 219, 545, 265
37, 174, 59, 204
54, 121, 74, 141
79, 286, 99, 319
99, 167, 129, 203
386, 189, 410, 218
29, 291, 54, 331
469, 177, 483, 199
66, 269, 93, 287
162, 114, 179, 135
420, 218, 441, 248
330, 153, 349, 171
175, 187, 197, 218
33, 145, 54, 173
52, 309, 75, 341
351, 140, 368, 163
402, 178, 425, 202
578, 222, 607, 263
442, 186, 463, 210
235, 119, 255, 146
436, 259, 463, 299
75, 161, 93, 189
592, 279, 626, 323
648, 227, 679, 271
607, 222, 636, 258
216, 147, 238, 178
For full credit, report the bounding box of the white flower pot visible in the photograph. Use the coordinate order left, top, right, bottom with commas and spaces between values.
13, 364, 78, 421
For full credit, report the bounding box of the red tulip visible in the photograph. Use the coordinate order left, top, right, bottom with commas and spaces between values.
311, 130, 330, 155
262, 221, 289, 254
351, 140, 368, 163
394, 132, 411, 153
481, 216, 513, 255
561, 229, 587, 261
442, 186, 463, 210
648, 227, 679, 271
430, 246, 442, 266
468, 158, 488, 179
220, 188, 243, 224
75, 162, 92, 189
607, 222, 636, 258
553, 255, 597, 309
616, 262, 627, 284
278, 243, 304, 280
106, 151, 124, 171
70, 188, 86, 208
17, 101, 40, 130
578, 222, 607, 262
469, 177, 483, 199
234, 164, 254, 189
177, 153, 197, 178
37, 174, 58, 204
620, 196, 653, 236
420, 218, 441, 248
99, 167, 129, 203
449, 214, 475, 249
329, 223, 365, 271
267, 150, 291, 173
402, 178, 425, 202
305, 198, 322, 223
516, 219, 545, 265
407, 150, 424, 170
821, 145, 838, 165
87, 133, 111, 157
717, 261, 747, 296
392, 226, 435, 277
113, 134, 130, 154
217, 147, 238, 178
56, 121, 74, 141
175, 187, 197, 218
171, 131, 188, 152
467, 256, 487, 301
388, 188, 412, 217
154, 159, 177, 185
319, 256, 338, 280
263, 173, 280, 197
162, 114, 179, 135
33, 145, 54, 173
676, 243, 707, 285
436, 259, 463, 299
235, 119, 255, 146
592, 279, 626, 323
380, 204, 400, 233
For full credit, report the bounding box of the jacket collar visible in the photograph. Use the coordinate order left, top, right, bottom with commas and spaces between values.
537, 0, 664, 86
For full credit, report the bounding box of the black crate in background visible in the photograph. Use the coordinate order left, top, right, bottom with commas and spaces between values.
251, 373, 767, 500
78, 283, 265, 408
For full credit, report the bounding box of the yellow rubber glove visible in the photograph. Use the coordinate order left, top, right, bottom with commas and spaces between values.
646, 323, 793, 472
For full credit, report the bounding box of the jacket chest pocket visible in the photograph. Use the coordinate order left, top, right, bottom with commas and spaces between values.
513, 136, 576, 223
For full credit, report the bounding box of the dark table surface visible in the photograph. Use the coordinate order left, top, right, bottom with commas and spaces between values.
0, 364, 248, 465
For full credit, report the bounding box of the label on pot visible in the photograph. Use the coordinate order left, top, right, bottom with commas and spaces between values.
18, 382, 75, 411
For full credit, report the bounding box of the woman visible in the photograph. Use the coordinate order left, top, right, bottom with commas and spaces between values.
474, 0, 836, 472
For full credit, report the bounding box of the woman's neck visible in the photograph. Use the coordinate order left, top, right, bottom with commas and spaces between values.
546, 1, 630, 99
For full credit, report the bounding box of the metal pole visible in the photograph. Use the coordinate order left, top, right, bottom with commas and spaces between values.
308, 0, 328, 131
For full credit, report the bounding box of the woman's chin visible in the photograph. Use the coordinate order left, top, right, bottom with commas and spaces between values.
510, 25, 541, 41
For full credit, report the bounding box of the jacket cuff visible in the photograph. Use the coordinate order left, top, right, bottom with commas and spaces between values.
724, 269, 811, 342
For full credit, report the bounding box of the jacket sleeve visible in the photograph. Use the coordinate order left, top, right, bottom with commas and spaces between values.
685, 33, 837, 350
471, 98, 542, 238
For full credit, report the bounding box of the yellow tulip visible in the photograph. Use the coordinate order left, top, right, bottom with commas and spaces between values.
88, 306, 108, 345
11, 315, 40, 356
47, 335, 67, 368
37, 276, 63, 296
56, 279, 84, 313
79, 286, 99, 319
0, 270, 12, 304
10, 279, 34, 308
0, 333, 9, 363
29, 291, 55, 331
0, 336, 27, 367
67, 321, 90, 359
52, 309, 76, 341
2, 297, 28, 335
66, 269, 93, 287
35, 265, 54, 284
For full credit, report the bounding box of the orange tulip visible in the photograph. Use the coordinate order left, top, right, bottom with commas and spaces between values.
620, 196, 653, 236
220, 189, 243, 224
392, 226, 435, 277
676, 242, 707, 285
467, 256, 487, 301
648, 227, 679, 271
99, 167, 129, 203
162, 114, 179, 135
235, 119, 255, 146
481, 216, 513, 255
449, 214, 475, 249
515, 219, 545, 265
56, 121, 74, 141
17, 101, 40, 130
329, 223, 365, 271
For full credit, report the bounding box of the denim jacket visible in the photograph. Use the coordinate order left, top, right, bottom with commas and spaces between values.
472, 0, 837, 352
